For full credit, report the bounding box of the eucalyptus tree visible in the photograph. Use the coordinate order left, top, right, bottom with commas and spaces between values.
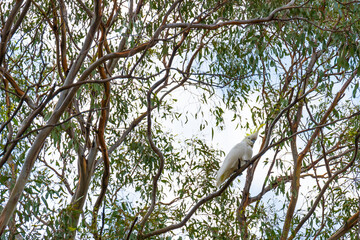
0, 0, 359, 239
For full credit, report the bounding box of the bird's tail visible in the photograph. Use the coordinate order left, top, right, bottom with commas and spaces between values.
215, 175, 223, 187
216, 169, 231, 187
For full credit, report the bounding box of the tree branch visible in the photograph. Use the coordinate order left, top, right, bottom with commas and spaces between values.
138, 21, 188, 235
328, 211, 360, 240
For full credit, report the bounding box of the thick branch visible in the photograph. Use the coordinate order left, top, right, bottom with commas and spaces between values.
0, 0, 24, 66
328, 211, 360, 240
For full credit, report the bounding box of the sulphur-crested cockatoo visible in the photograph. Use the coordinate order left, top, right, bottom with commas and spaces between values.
216, 131, 258, 187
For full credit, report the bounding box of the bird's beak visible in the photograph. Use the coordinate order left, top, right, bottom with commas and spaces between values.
251, 139, 256, 143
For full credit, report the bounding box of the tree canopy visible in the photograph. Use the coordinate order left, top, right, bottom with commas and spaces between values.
0, 0, 360, 239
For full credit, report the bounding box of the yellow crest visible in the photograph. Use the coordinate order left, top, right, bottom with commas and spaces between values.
246, 123, 265, 136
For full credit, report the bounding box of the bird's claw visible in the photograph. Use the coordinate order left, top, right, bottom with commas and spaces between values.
244, 160, 254, 167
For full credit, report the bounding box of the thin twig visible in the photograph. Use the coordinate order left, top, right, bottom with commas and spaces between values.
126, 217, 138, 240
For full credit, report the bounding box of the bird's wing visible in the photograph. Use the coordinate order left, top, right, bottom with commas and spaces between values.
216, 142, 245, 187
243, 145, 253, 162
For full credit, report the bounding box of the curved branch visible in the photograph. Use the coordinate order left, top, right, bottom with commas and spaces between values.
164, 0, 296, 30
91, 39, 111, 240
138, 23, 188, 235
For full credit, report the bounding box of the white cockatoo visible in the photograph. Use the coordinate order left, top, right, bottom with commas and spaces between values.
216, 131, 259, 187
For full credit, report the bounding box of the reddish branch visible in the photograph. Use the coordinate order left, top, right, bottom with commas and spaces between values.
59, 0, 69, 74
91, 23, 111, 239
91, 80, 110, 239
0, 67, 36, 109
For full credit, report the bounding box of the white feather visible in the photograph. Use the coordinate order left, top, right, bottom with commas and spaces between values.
216, 131, 258, 187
